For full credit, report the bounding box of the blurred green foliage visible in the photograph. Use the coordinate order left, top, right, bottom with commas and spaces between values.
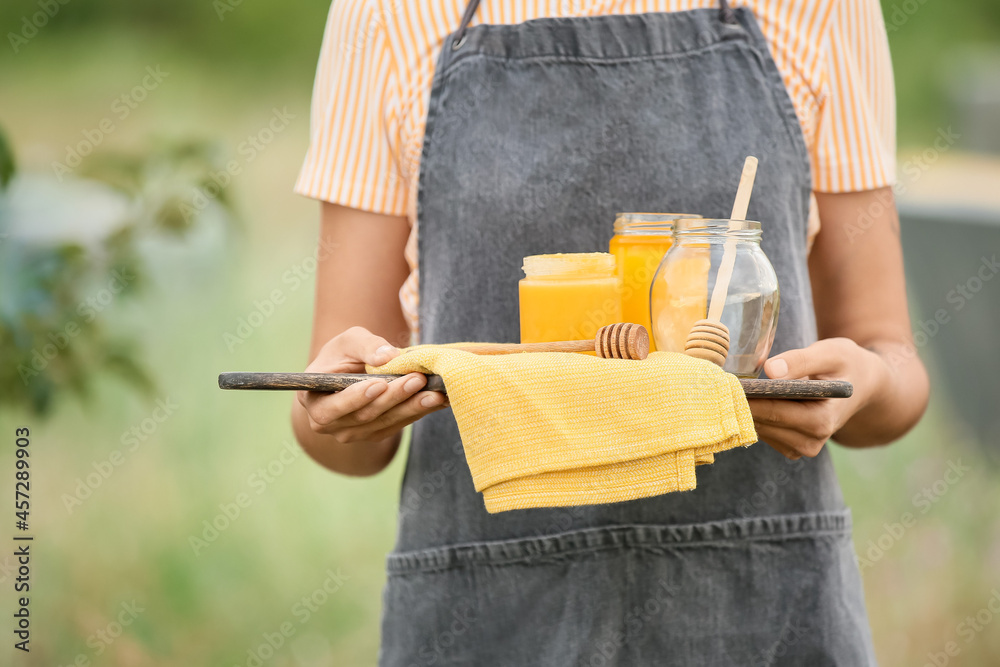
0, 127, 14, 188
879, 0, 1000, 142
0, 0, 331, 81
0, 139, 235, 416
2, 0, 1000, 143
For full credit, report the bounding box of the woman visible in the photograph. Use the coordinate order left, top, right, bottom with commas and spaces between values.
291, 0, 929, 663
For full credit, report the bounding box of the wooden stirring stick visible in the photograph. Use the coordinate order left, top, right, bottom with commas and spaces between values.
456, 322, 649, 360
685, 156, 758, 367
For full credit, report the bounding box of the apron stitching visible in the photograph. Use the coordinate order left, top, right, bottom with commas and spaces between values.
386, 513, 853, 572
386, 528, 854, 575
441, 40, 755, 70
440, 9, 744, 69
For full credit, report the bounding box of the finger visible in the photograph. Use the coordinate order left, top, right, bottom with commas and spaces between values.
340, 391, 449, 442
339, 326, 401, 367
749, 397, 841, 443
365, 405, 449, 441
299, 376, 386, 412
367, 392, 449, 438
764, 338, 849, 381
348, 373, 430, 426
755, 423, 826, 459
754, 423, 804, 459
748, 398, 798, 427
302, 378, 389, 427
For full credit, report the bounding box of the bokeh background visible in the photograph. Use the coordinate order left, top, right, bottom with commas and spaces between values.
1, 1, 999, 665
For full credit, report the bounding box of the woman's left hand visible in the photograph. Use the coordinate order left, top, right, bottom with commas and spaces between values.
748, 337, 889, 459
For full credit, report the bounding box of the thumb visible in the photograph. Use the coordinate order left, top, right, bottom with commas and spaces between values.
764, 340, 845, 380
340, 327, 401, 367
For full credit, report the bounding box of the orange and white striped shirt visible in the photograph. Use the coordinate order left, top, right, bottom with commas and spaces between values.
296, 0, 896, 334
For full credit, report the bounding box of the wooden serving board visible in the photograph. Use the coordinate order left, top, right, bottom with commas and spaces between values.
218, 372, 852, 400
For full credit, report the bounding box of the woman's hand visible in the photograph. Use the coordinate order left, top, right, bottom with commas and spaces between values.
750, 188, 930, 460
748, 337, 889, 459
291, 204, 428, 476
295, 327, 448, 466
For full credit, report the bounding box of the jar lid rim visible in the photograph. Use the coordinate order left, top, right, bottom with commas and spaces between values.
615, 212, 699, 218
614, 213, 699, 235
522, 252, 616, 277
675, 218, 761, 231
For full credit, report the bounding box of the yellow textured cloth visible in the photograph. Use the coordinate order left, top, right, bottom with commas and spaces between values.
369, 348, 756, 513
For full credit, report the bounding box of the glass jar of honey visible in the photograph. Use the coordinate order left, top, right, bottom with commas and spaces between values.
609, 213, 699, 351
650, 219, 779, 377
519, 253, 622, 344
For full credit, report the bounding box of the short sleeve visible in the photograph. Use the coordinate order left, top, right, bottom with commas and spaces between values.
812, 0, 896, 193
294, 0, 407, 215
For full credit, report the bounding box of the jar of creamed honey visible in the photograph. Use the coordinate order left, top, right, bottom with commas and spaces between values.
519, 253, 622, 344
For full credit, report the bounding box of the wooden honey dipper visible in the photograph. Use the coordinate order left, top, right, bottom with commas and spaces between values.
685, 156, 758, 367
454, 322, 649, 360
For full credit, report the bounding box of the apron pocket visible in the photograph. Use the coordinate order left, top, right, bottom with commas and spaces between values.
379, 511, 875, 667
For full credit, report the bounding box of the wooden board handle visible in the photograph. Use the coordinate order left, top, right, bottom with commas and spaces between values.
738, 378, 853, 399
218, 372, 852, 400
218, 372, 447, 393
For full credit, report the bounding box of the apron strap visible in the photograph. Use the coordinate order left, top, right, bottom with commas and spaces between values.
453, 0, 483, 48
718, 0, 737, 24
454, 0, 737, 48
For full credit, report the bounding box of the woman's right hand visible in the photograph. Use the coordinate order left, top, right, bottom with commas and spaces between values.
296, 326, 448, 448
292, 204, 421, 475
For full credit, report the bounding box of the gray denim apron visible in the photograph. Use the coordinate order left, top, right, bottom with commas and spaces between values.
380, 2, 877, 664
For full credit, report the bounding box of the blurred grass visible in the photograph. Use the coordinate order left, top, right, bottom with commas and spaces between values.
0, 3, 999, 666
1, 33, 404, 666
878, 0, 1000, 143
